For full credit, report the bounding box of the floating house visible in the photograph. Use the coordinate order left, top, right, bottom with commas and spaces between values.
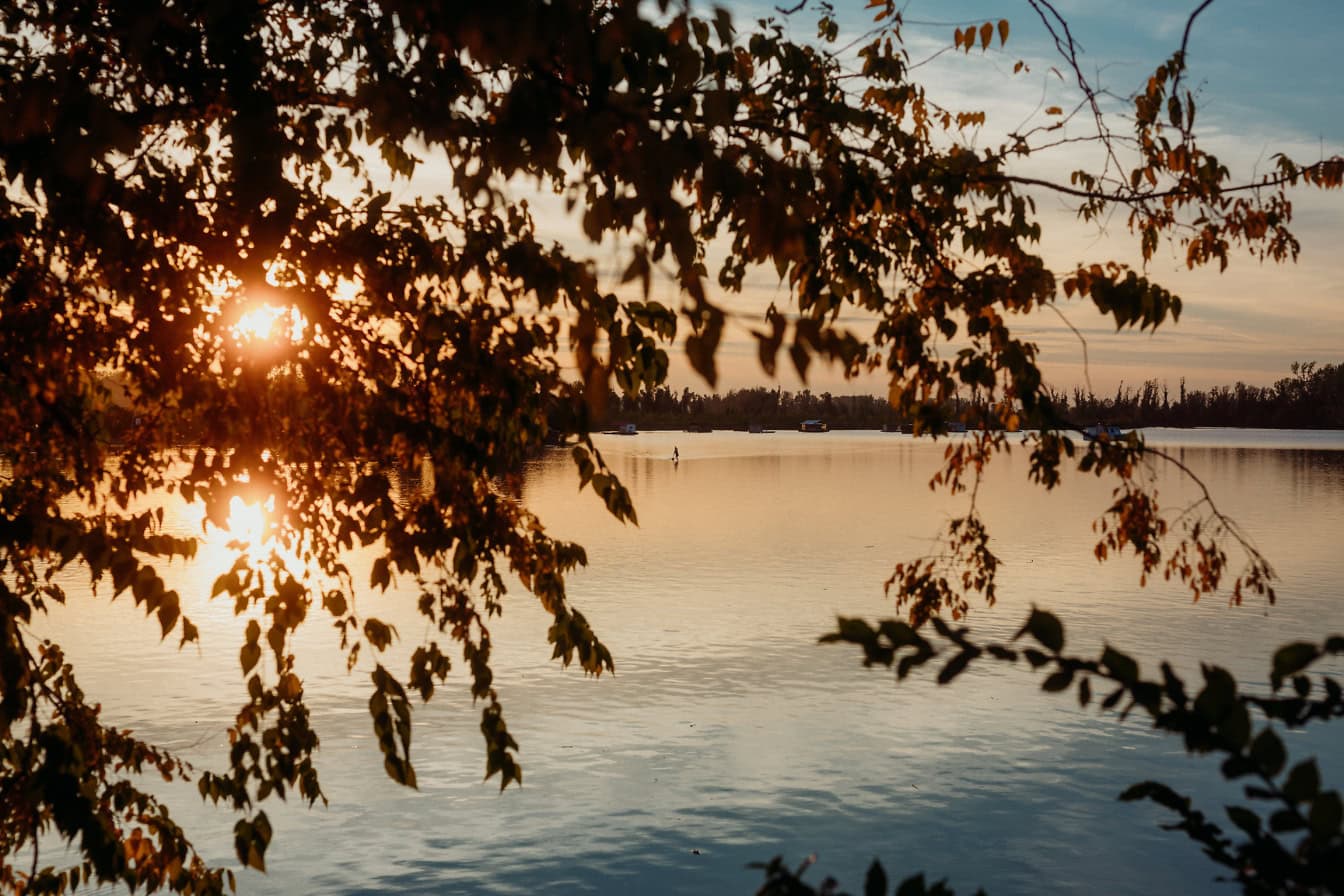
798, 419, 829, 433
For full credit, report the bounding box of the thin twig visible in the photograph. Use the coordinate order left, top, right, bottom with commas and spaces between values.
1046, 302, 1094, 398
1170, 0, 1217, 118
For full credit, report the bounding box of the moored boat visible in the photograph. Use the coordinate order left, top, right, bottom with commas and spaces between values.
1083, 423, 1125, 441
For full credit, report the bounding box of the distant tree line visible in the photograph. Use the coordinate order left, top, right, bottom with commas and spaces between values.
597, 385, 905, 431
1052, 361, 1344, 429
593, 362, 1344, 431
53, 360, 1343, 445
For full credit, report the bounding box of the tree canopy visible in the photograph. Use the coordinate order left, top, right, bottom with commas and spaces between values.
0, 0, 1340, 892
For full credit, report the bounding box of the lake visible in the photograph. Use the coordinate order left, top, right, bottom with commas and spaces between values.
38, 429, 1344, 894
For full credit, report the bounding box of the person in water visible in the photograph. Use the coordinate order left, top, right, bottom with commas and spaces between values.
673, 446, 679, 463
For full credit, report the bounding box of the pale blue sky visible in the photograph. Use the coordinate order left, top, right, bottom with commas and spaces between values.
889, 0, 1342, 143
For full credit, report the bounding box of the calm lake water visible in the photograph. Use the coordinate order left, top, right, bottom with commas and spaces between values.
38, 429, 1344, 895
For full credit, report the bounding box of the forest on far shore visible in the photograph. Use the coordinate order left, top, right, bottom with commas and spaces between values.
595, 361, 1344, 432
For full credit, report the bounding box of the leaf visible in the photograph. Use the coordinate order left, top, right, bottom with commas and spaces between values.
1283, 760, 1321, 803
364, 618, 397, 651
1225, 805, 1261, 836
1101, 646, 1139, 684
1195, 666, 1237, 720
1216, 702, 1252, 749
1268, 809, 1306, 833
1044, 106, 1063, 116
937, 650, 975, 684
865, 859, 889, 896
370, 557, 391, 591
370, 665, 417, 788
1250, 728, 1286, 777
156, 592, 180, 637
896, 874, 929, 896
1015, 607, 1064, 652
323, 591, 347, 617
233, 814, 270, 872
1309, 791, 1342, 838
239, 619, 262, 674
1021, 647, 1049, 669
1119, 780, 1187, 812
997, 19, 1009, 45
1271, 642, 1319, 689
1041, 669, 1073, 692
789, 342, 810, 383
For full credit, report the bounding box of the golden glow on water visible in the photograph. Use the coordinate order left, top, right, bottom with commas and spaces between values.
224, 493, 270, 547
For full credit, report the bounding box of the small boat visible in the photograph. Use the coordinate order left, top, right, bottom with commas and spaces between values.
1083, 423, 1125, 441
615, 422, 638, 435
798, 419, 829, 433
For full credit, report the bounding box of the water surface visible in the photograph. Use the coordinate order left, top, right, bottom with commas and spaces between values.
39, 429, 1344, 894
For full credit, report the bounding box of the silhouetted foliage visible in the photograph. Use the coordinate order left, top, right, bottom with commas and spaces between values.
751, 854, 979, 896
1, 0, 1340, 892
817, 609, 1344, 895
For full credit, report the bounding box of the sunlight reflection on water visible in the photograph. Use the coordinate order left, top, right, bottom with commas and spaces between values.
43, 429, 1344, 895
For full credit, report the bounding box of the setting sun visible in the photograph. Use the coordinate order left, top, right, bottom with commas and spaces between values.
231, 303, 307, 345
232, 304, 284, 341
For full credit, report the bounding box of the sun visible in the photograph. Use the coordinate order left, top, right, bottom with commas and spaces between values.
230, 303, 308, 346
233, 304, 286, 342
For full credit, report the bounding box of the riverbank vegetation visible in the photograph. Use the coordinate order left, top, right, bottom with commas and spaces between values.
595, 361, 1343, 431
73, 359, 1344, 446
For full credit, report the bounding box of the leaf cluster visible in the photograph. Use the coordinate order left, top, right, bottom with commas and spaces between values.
751, 853, 979, 896
821, 608, 1344, 893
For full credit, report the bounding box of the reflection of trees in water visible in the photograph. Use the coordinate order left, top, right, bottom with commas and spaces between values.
1166, 447, 1344, 494
389, 459, 529, 506
387, 462, 428, 508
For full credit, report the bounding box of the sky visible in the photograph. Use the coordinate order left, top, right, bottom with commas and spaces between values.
399, 1, 1343, 399
685, 0, 1344, 397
